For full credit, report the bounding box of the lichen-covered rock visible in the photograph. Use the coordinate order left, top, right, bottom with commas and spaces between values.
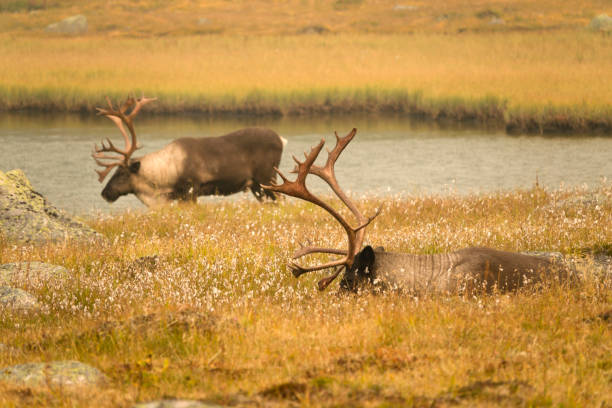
45, 15, 87, 35
0, 343, 18, 356
0, 262, 69, 286
0, 360, 106, 389
133, 400, 224, 408
0, 286, 40, 312
588, 14, 612, 31
0, 169, 102, 244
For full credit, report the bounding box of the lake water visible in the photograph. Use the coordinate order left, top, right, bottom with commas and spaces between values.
0, 113, 610, 215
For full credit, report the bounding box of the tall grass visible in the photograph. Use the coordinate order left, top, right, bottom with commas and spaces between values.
1, 184, 611, 406
1, 32, 611, 132
1, 0, 611, 132
1, 0, 609, 36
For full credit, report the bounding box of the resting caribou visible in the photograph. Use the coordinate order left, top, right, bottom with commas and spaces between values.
92, 96, 286, 207
264, 128, 567, 294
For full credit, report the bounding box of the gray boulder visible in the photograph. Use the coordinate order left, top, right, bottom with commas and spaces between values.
0, 286, 40, 312
0, 169, 101, 244
393, 4, 418, 11
297, 24, 330, 34
588, 14, 612, 31
0, 343, 18, 356
0, 360, 106, 389
133, 401, 224, 408
489, 17, 505, 25
0, 262, 69, 286
45, 15, 87, 35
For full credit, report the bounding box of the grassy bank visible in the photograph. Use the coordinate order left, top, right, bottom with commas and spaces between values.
1, 0, 612, 134
1, 32, 611, 134
1, 184, 612, 406
2, 0, 609, 36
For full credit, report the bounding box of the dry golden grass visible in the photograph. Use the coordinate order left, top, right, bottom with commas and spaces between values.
1, 0, 611, 132
1, 32, 611, 130
2, 0, 610, 36
1, 184, 611, 406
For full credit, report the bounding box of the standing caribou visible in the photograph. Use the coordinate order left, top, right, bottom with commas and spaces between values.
92, 96, 286, 207
264, 129, 567, 294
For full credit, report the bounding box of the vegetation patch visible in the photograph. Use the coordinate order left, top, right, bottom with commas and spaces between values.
0, 0, 610, 134
0, 184, 611, 406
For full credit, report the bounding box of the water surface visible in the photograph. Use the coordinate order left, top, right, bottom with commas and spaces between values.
1, 113, 610, 215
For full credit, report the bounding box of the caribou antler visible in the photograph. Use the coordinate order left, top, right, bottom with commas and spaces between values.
263, 128, 380, 290
92, 94, 157, 182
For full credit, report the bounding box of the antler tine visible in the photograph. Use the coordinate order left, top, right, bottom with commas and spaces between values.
292, 247, 347, 259
91, 147, 123, 182
127, 94, 157, 119
105, 96, 114, 111
317, 266, 344, 291
94, 162, 119, 183
289, 258, 348, 277
263, 139, 325, 196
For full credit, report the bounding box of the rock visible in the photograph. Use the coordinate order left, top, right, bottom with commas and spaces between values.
133, 400, 224, 408
297, 24, 330, 34
0, 343, 18, 356
475, 9, 501, 19
393, 4, 418, 11
0, 286, 40, 312
0, 360, 106, 389
45, 15, 87, 35
0, 262, 69, 286
0, 169, 102, 244
197, 17, 210, 26
588, 14, 612, 32
489, 17, 505, 25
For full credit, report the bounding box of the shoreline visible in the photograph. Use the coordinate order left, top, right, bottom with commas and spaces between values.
2, 31, 609, 137
2, 99, 610, 136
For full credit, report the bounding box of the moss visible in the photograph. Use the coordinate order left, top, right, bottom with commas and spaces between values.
0, 169, 102, 244
0, 361, 107, 389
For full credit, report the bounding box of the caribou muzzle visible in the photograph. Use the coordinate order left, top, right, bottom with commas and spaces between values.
101, 185, 120, 202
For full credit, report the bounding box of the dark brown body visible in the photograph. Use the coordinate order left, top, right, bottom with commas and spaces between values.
339, 246, 565, 294
101, 127, 286, 206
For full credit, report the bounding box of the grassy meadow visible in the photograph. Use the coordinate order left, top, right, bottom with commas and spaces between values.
1, 1, 612, 406
1, 184, 611, 406
0, 0, 611, 133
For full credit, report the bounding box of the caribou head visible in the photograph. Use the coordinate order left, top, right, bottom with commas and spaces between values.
92, 95, 156, 202
264, 128, 382, 291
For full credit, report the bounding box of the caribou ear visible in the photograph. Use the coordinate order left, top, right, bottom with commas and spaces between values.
129, 161, 141, 173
